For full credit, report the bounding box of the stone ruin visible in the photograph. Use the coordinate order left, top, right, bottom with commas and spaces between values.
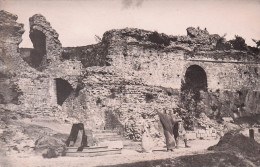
1, 10, 260, 141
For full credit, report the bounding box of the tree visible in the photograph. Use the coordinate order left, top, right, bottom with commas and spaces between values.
252, 39, 260, 48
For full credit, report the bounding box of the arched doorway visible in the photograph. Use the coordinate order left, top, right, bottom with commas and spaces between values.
181, 65, 207, 112
184, 65, 207, 92
55, 78, 73, 106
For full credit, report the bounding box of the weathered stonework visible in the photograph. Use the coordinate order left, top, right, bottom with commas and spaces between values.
62, 27, 260, 139
1, 10, 260, 143
0, 11, 82, 114
29, 14, 62, 69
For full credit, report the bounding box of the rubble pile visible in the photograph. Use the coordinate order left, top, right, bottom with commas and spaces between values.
208, 130, 260, 166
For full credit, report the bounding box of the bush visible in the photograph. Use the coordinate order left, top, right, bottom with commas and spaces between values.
148, 31, 171, 46
216, 37, 231, 50
145, 93, 154, 103
229, 35, 248, 51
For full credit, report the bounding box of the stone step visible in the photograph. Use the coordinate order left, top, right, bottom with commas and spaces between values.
122, 141, 141, 148
94, 134, 121, 139
65, 148, 122, 157
96, 136, 123, 141
93, 132, 119, 136
91, 130, 141, 151
66, 146, 108, 152
92, 130, 119, 133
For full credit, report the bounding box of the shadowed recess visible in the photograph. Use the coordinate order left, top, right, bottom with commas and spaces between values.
185, 65, 207, 92
55, 78, 73, 106
29, 29, 46, 68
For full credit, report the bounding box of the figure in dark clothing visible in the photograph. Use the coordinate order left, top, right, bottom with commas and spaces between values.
157, 109, 176, 152
66, 123, 88, 151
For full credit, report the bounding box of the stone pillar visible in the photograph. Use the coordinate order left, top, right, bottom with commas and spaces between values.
49, 78, 57, 106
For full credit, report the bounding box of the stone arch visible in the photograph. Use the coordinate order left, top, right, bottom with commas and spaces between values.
55, 78, 73, 106
184, 65, 207, 91
29, 29, 46, 68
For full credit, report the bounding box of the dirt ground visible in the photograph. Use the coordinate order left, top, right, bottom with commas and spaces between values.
0, 139, 219, 167
1, 112, 259, 167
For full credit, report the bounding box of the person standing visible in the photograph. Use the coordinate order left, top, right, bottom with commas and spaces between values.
141, 117, 154, 153
173, 120, 190, 148
156, 109, 176, 152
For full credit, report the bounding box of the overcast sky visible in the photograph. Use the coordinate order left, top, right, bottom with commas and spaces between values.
1, 0, 260, 48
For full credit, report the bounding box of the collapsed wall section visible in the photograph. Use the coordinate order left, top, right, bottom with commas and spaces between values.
26, 13, 83, 110
0, 10, 58, 112
0, 10, 28, 106
0, 10, 26, 73
0, 11, 82, 114
29, 14, 62, 70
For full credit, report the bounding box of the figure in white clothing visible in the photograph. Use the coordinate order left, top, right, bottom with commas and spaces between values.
141, 117, 154, 153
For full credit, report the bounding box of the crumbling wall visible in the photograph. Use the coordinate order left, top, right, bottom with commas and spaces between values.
0, 71, 21, 104
0, 11, 32, 106
0, 10, 27, 73
28, 13, 83, 93
0, 11, 82, 114
62, 43, 110, 68
29, 14, 62, 70
2, 10, 260, 142
62, 66, 179, 140
62, 27, 260, 137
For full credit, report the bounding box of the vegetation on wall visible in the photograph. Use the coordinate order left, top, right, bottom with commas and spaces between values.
216, 35, 260, 55
178, 80, 206, 130
252, 39, 260, 48
229, 35, 248, 51
148, 31, 171, 46
216, 34, 231, 50
145, 93, 155, 103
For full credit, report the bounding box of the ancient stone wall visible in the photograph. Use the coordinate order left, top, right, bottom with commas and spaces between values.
2, 10, 260, 142
62, 66, 179, 141
29, 14, 62, 69
0, 10, 36, 107
61, 27, 260, 137
0, 10, 82, 114
185, 54, 260, 91
62, 43, 109, 68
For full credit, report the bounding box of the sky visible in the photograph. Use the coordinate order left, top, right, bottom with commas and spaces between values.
1, 0, 260, 48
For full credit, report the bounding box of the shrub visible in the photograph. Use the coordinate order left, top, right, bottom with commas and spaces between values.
148, 31, 171, 46
229, 35, 248, 51
216, 37, 231, 50
145, 93, 154, 103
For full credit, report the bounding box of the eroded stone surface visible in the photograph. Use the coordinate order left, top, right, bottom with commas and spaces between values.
1, 10, 260, 156
29, 14, 62, 69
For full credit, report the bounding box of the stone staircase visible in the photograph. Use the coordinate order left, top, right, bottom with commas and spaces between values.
93, 130, 142, 151
64, 129, 141, 157
65, 146, 122, 157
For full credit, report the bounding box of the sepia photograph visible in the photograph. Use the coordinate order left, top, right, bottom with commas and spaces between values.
0, 0, 260, 166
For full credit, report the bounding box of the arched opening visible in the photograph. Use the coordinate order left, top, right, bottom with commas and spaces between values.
55, 78, 73, 106
29, 30, 46, 68
184, 65, 207, 92
180, 65, 207, 115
